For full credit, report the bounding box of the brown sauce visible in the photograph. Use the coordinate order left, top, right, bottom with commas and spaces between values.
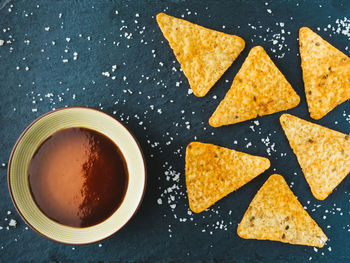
28, 127, 128, 228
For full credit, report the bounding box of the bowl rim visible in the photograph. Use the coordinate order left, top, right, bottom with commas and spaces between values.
7, 106, 147, 245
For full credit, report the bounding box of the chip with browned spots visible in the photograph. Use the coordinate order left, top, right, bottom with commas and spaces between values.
209, 46, 300, 127
280, 114, 350, 200
185, 142, 270, 213
156, 13, 245, 97
237, 174, 327, 247
299, 27, 350, 119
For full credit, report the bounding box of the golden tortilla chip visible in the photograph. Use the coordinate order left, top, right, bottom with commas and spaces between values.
280, 114, 350, 200
299, 27, 350, 119
156, 13, 245, 97
209, 46, 300, 127
185, 142, 270, 213
237, 174, 327, 247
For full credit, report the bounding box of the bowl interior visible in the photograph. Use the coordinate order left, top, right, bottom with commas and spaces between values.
8, 107, 146, 244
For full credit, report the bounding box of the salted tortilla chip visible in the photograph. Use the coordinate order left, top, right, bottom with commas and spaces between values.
185, 142, 270, 213
237, 174, 327, 247
280, 114, 350, 200
209, 46, 300, 127
299, 27, 350, 120
156, 13, 245, 97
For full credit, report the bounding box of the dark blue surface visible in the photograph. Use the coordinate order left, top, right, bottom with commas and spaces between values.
1, 0, 350, 262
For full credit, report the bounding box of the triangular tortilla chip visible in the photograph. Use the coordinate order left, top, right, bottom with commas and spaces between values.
280, 114, 350, 200
185, 142, 270, 213
156, 13, 245, 97
237, 174, 327, 247
209, 46, 300, 127
299, 27, 350, 119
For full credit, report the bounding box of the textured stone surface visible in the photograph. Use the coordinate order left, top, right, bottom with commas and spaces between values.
0, 0, 350, 262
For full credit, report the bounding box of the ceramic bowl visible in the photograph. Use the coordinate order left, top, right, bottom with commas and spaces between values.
8, 107, 146, 244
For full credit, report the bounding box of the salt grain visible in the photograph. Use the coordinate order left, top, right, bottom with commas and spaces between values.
9, 219, 17, 227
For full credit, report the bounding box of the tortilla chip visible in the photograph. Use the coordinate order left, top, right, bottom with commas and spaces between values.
156, 13, 245, 97
237, 174, 327, 247
185, 142, 270, 213
209, 46, 300, 127
299, 27, 350, 119
280, 114, 350, 200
